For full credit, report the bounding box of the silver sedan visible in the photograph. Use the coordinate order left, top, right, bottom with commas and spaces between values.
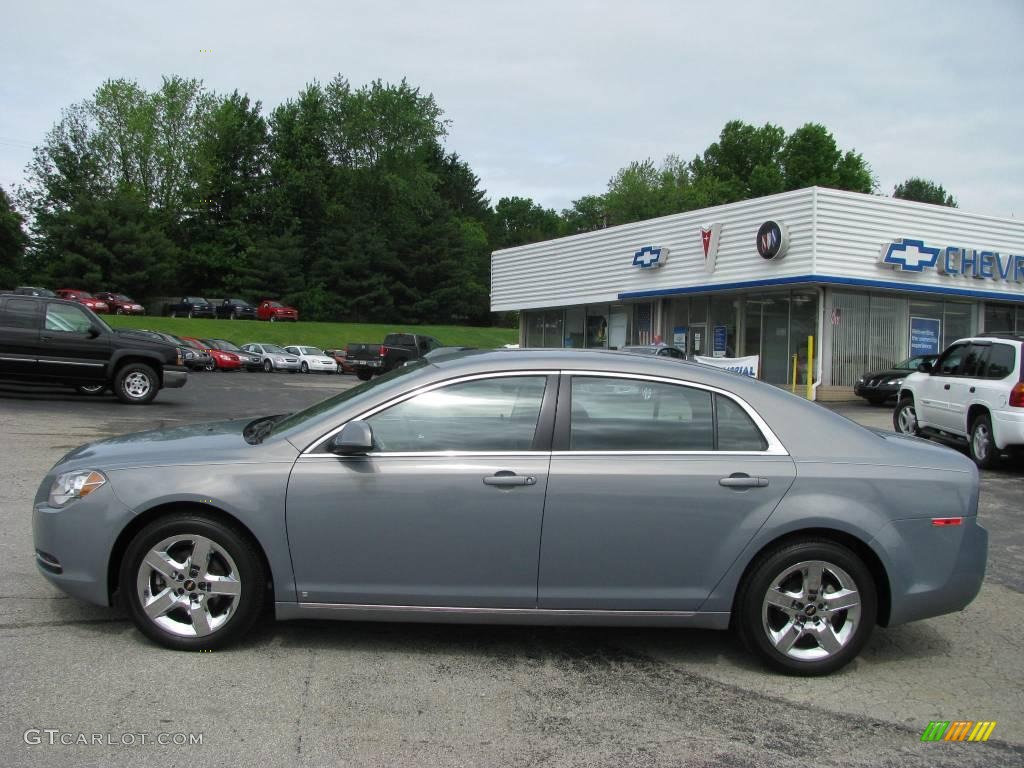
31, 349, 986, 675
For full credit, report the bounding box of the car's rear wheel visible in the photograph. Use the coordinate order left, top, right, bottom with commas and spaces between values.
170, 310, 178, 318
115, 307, 124, 315
736, 539, 876, 676
231, 311, 237, 320
263, 359, 273, 373
187, 310, 194, 319
75, 384, 107, 395
969, 413, 999, 470
119, 513, 265, 650
114, 363, 159, 404
893, 398, 920, 436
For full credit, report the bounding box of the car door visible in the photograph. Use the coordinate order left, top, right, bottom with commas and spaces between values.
916, 342, 967, 430
0, 297, 43, 379
286, 372, 557, 607
538, 373, 796, 612
945, 343, 988, 434
36, 302, 110, 383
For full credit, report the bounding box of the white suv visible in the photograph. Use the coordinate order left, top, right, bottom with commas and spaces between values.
894, 334, 1024, 468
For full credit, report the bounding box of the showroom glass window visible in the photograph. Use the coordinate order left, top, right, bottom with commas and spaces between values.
567, 377, 763, 452
45, 303, 93, 333
586, 305, 609, 348
366, 376, 547, 452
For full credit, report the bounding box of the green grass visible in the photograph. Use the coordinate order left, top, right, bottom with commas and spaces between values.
104, 315, 519, 350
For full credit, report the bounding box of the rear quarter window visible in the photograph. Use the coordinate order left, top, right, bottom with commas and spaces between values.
984, 344, 1016, 379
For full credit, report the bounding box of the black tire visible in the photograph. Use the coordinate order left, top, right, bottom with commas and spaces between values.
75, 384, 107, 395
968, 413, 999, 470
300, 361, 309, 374
357, 370, 373, 381
892, 397, 920, 436
231, 311, 237, 320
119, 513, 266, 651
115, 307, 124, 315
263, 359, 273, 373
170, 310, 178, 318
113, 362, 159, 405
204, 359, 216, 372
736, 539, 877, 676
866, 397, 887, 407
187, 310, 194, 319
269, 315, 277, 323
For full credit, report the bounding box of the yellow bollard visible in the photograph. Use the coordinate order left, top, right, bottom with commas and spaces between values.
806, 335, 814, 400
791, 354, 798, 394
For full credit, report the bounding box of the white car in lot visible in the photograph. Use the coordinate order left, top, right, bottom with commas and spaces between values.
240, 343, 300, 373
894, 333, 1024, 468
284, 345, 339, 374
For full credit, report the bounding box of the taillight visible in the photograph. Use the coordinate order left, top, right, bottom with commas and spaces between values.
379, 346, 388, 357
1010, 382, 1024, 408
931, 518, 963, 527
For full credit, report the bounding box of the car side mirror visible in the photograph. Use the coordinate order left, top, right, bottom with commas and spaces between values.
917, 362, 933, 373
87, 326, 101, 339
329, 421, 374, 455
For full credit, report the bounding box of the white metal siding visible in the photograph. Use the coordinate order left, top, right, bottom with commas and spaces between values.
491, 189, 817, 311
814, 188, 1024, 301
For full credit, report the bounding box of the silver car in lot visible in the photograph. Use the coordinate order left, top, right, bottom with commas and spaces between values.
240, 342, 300, 373
32, 350, 987, 675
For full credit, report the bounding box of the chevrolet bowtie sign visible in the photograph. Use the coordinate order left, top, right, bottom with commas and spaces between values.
633, 245, 668, 269
880, 238, 1024, 283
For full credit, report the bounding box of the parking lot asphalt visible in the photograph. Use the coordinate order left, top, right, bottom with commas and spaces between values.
2, 372, 1023, 767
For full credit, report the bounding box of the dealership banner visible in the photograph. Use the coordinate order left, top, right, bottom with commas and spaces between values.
695, 355, 759, 378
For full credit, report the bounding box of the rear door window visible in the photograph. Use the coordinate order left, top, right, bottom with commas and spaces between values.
0, 298, 41, 330
983, 344, 1015, 379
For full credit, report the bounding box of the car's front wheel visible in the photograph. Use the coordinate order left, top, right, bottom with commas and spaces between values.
969, 413, 999, 470
263, 359, 273, 373
114, 363, 159, 404
736, 539, 877, 676
893, 397, 920, 436
300, 361, 309, 373
269, 315, 277, 323
119, 513, 265, 650
357, 370, 373, 381
75, 384, 107, 395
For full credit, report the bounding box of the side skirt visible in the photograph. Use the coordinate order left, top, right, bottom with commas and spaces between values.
275, 602, 731, 629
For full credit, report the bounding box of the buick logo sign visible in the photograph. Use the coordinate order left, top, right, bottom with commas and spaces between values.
756, 220, 789, 261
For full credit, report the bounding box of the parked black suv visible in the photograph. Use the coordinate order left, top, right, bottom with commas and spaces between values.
167, 296, 216, 319
0, 295, 188, 404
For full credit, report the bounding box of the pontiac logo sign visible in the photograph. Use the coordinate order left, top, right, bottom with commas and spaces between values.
756, 220, 789, 261
633, 245, 668, 269
701, 224, 722, 274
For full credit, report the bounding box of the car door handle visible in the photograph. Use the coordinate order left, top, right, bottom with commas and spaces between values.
969, 386, 976, 393
719, 473, 769, 489
483, 472, 536, 487
944, 384, 951, 390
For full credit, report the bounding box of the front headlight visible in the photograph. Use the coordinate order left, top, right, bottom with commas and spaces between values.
889, 378, 904, 386
49, 470, 106, 507
274, 356, 286, 364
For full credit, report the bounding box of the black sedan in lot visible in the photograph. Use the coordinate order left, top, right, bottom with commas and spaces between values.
215, 298, 257, 320
854, 354, 938, 405
167, 297, 216, 319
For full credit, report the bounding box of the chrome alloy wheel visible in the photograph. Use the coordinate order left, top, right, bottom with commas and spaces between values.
761, 560, 862, 662
123, 371, 152, 399
136, 534, 242, 638
972, 422, 991, 462
896, 403, 917, 433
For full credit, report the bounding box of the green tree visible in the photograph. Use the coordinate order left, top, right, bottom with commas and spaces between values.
779, 123, 873, 192
491, 197, 563, 248
0, 187, 28, 286
690, 120, 786, 204
893, 177, 957, 207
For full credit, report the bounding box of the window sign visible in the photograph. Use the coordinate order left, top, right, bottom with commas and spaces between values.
713, 326, 728, 358
673, 326, 687, 347
909, 316, 941, 356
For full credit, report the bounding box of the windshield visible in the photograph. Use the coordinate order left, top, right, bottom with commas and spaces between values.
115, 294, 132, 301
213, 339, 240, 351
270, 359, 429, 436
299, 346, 324, 355
230, 298, 250, 306
263, 344, 287, 354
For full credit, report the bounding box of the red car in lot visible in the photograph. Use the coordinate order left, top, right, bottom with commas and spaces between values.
324, 348, 355, 374
94, 292, 146, 315
256, 300, 299, 322
55, 289, 109, 314
179, 336, 242, 371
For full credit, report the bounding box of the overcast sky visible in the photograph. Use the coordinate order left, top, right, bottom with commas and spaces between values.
2, 0, 1022, 217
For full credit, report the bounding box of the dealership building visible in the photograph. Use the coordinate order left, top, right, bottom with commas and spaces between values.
491, 187, 1024, 400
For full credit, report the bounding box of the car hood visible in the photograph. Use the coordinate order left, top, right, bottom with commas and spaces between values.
53, 418, 299, 472
862, 368, 911, 380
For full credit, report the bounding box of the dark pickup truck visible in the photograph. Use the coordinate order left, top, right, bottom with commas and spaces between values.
167, 296, 216, 319
0, 295, 187, 403
346, 333, 445, 380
